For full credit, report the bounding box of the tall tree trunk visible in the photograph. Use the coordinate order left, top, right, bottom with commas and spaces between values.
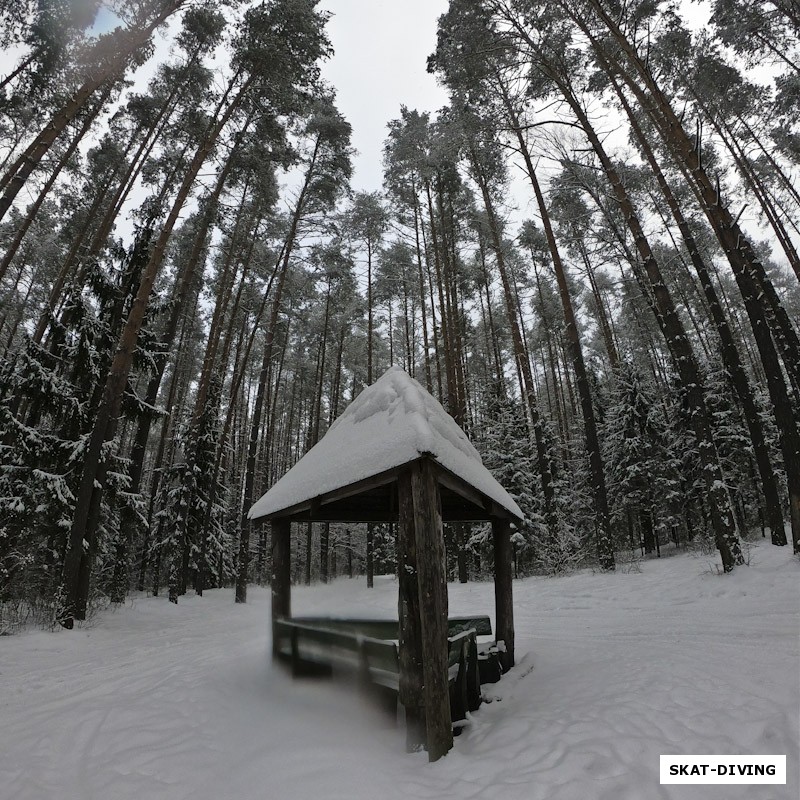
425, 181, 458, 415
496, 78, 613, 565
468, 144, 559, 545
44, 42, 206, 343
610, 72, 790, 546
701, 100, 800, 282
0, 89, 110, 285
579, 3, 800, 397
412, 186, 433, 391
0, 0, 186, 222
577, 240, 620, 370
477, 237, 506, 390
526, 163, 614, 569
61, 75, 250, 624
236, 137, 320, 603
550, 65, 743, 570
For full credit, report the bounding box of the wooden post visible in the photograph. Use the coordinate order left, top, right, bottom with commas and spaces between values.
271, 518, 291, 658
492, 518, 515, 671
449, 637, 469, 725
465, 634, 481, 712
397, 470, 426, 751
411, 459, 452, 761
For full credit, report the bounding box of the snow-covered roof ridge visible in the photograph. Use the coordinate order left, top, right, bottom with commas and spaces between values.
331, 366, 482, 462
248, 366, 523, 522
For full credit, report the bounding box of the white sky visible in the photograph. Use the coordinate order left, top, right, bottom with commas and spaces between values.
312, 2, 696, 227
318, 0, 450, 192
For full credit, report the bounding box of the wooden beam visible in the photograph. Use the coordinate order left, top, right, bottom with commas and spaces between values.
435, 464, 491, 514
255, 458, 523, 525
253, 465, 403, 522
270, 519, 291, 658
492, 518, 515, 671
286, 507, 398, 524
411, 458, 453, 761
284, 504, 499, 524
396, 468, 425, 752
435, 462, 521, 523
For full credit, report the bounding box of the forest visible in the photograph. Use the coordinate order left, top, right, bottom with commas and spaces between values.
0, 0, 798, 632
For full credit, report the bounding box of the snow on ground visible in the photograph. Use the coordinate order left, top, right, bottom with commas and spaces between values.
1, 543, 797, 800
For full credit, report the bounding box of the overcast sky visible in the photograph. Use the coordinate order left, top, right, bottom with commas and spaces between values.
86, 0, 778, 252
318, 0, 450, 192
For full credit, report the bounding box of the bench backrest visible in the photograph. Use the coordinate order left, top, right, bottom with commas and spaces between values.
447, 616, 493, 637
287, 615, 493, 640
274, 616, 484, 688
289, 617, 399, 640
274, 619, 399, 685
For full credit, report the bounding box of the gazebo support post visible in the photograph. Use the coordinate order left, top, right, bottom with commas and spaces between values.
492, 518, 515, 671
411, 459, 453, 762
397, 469, 426, 752
270, 518, 291, 658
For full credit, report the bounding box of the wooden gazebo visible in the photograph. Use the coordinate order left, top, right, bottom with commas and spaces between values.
248, 367, 523, 760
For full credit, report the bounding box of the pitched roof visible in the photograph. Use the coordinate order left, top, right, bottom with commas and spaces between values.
248, 366, 523, 522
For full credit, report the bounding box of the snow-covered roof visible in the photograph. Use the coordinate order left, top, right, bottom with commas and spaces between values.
248, 366, 523, 522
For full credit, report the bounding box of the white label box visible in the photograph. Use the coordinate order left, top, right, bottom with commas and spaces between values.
660, 755, 787, 784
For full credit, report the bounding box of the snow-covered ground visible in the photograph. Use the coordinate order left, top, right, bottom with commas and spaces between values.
1, 543, 797, 800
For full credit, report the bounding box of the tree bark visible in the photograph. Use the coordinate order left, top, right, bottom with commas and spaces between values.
510, 105, 614, 569
579, 1, 800, 396
468, 143, 560, 545
61, 76, 250, 624
0, 0, 186, 223
236, 138, 318, 602
609, 72, 789, 546
546, 62, 743, 570
0, 88, 109, 285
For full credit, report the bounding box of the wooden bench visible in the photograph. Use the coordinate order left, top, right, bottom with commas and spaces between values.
285, 615, 493, 639
273, 616, 493, 723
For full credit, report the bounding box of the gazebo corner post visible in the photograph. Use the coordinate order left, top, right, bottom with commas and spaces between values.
397, 469, 426, 752
492, 517, 515, 671
411, 459, 453, 762
270, 517, 291, 659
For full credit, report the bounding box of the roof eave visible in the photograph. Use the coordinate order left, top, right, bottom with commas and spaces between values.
248, 454, 523, 525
